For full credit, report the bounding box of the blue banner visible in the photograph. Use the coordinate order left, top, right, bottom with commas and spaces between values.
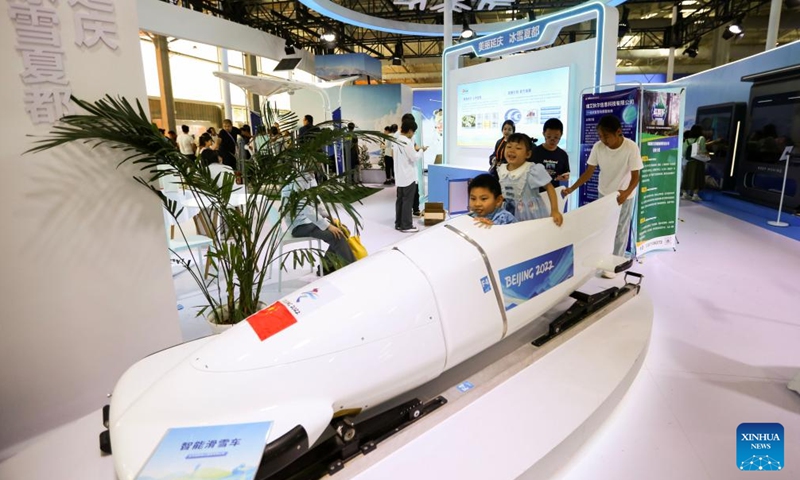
498, 245, 574, 311
579, 88, 640, 207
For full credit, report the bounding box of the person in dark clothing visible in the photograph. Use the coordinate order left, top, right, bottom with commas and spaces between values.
490, 120, 515, 178
531, 118, 570, 190
346, 122, 360, 184
382, 125, 395, 185
298, 114, 316, 140
217, 119, 238, 170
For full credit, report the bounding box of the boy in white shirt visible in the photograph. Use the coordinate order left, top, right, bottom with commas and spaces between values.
562, 115, 643, 278
392, 120, 427, 232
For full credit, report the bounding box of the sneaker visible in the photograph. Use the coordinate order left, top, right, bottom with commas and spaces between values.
601, 270, 617, 279
383, 179, 393, 185
691, 194, 702, 202
413, 210, 422, 217
681, 192, 690, 200
400, 226, 419, 233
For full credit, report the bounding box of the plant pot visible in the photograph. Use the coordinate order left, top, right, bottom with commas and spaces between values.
205, 301, 268, 334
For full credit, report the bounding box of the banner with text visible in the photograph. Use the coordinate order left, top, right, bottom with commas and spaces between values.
579, 88, 640, 207
636, 88, 684, 255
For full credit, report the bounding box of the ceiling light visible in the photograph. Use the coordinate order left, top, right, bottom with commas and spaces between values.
460, 18, 475, 39
284, 38, 295, 55
391, 40, 403, 66
722, 18, 744, 40
321, 29, 336, 43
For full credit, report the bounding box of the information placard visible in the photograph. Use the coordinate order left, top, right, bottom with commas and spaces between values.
135, 421, 273, 480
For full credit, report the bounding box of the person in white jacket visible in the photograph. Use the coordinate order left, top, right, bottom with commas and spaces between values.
392, 120, 427, 232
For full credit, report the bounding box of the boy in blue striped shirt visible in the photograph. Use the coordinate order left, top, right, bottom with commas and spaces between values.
469, 174, 517, 227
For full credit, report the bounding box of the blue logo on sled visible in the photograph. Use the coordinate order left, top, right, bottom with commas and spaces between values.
737, 423, 783, 471
456, 381, 474, 393
498, 245, 574, 311
480, 276, 491, 293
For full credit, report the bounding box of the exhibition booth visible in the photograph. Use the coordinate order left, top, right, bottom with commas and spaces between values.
1, 0, 798, 478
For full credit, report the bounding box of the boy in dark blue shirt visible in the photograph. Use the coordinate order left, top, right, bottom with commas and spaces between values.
531, 118, 570, 188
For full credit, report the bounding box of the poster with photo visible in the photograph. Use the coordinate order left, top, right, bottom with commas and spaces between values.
636, 88, 684, 255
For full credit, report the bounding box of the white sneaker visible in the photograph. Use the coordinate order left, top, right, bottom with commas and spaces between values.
400, 226, 419, 233
681, 192, 690, 200
692, 194, 702, 202
601, 270, 617, 279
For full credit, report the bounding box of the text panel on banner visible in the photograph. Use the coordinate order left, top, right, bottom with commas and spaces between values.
579, 88, 640, 206
636, 89, 684, 255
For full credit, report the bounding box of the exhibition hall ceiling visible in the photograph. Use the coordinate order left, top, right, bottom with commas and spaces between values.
185, 0, 799, 85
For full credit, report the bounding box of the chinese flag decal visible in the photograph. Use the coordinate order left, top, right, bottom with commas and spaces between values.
247, 302, 297, 341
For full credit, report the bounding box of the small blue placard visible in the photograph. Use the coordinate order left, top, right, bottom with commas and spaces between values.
136, 421, 273, 480
498, 245, 574, 311
737, 423, 784, 471
480, 276, 491, 293
456, 381, 474, 393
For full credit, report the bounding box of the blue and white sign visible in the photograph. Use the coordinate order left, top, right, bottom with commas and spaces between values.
737, 423, 784, 471
480, 276, 492, 293
136, 421, 273, 480
498, 245, 574, 311
475, 24, 542, 56
456, 381, 474, 393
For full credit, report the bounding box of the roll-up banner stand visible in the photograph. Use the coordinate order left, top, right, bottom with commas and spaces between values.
578, 87, 641, 207
635, 88, 685, 256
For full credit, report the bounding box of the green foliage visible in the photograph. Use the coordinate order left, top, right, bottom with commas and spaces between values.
28, 95, 391, 324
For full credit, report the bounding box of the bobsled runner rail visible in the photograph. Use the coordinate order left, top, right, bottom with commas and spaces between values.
257, 396, 447, 479
534, 271, 643, 346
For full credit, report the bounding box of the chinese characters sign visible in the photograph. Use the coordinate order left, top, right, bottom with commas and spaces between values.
6, 0, 118, 125
136, 421, 273, 480
475, 24, 542, 56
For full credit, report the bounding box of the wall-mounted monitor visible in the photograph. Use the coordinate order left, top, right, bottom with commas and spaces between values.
456, 66, 570, 149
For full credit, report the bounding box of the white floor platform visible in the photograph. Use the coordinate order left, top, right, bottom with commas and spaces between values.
2, 186, 799, 480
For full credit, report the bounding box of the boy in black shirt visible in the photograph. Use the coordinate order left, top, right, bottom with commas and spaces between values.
531, 118, 570, 188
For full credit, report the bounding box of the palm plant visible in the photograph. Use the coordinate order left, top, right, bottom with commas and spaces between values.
28, 95, 389, 325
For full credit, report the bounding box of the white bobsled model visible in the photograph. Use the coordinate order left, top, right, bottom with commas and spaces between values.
107, 194, 625, 479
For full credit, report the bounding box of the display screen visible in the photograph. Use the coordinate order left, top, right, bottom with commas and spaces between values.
697, 108, 733, 146
695, 106, 736, 190
746, 92, 800, 163
456, 66, 570, 148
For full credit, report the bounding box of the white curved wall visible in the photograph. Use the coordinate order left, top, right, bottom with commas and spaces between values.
0, 0, 181, 457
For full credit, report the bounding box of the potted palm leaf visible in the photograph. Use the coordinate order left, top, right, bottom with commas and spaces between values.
28, 95, 388, 328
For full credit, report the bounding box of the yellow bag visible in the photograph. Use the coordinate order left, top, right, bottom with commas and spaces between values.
332, 219, 367, 260
347, 235, 368, 260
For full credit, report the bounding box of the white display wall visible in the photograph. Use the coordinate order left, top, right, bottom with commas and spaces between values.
446, 39, 599, 171
0, 0, 182, 457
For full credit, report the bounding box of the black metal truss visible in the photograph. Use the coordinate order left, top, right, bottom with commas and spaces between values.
620, 0, 772, 50
164, 0, 776, 60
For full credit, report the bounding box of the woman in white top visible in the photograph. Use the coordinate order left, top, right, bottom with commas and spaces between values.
681, 124, 707, 201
